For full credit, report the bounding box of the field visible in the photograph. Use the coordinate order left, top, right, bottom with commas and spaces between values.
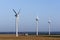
0, 34, 60, 40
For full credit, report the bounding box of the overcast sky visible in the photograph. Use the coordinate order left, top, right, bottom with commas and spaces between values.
0, 0, 60, 32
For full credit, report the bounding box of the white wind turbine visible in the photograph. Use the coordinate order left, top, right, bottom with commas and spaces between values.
48, 17, 51, 35
36, 16, 39, 36
13, 9, 20, 37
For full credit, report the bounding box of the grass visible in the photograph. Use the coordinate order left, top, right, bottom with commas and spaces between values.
0, 34, 60, 40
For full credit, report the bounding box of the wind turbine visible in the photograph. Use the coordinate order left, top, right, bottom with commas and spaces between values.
36, 16, 39, 36
48, 17, 51, 35
13, 9, 20, 37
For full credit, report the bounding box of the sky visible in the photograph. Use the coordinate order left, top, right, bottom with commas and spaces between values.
0, 0, 60, 32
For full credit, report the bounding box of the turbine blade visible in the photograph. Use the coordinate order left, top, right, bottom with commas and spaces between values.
13, 9, 17, 14
18, 9, 21, 14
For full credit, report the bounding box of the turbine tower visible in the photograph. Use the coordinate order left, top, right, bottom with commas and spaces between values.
48, 17, 51, 35
13, 9, 20, 37
36, 16, 39, 36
